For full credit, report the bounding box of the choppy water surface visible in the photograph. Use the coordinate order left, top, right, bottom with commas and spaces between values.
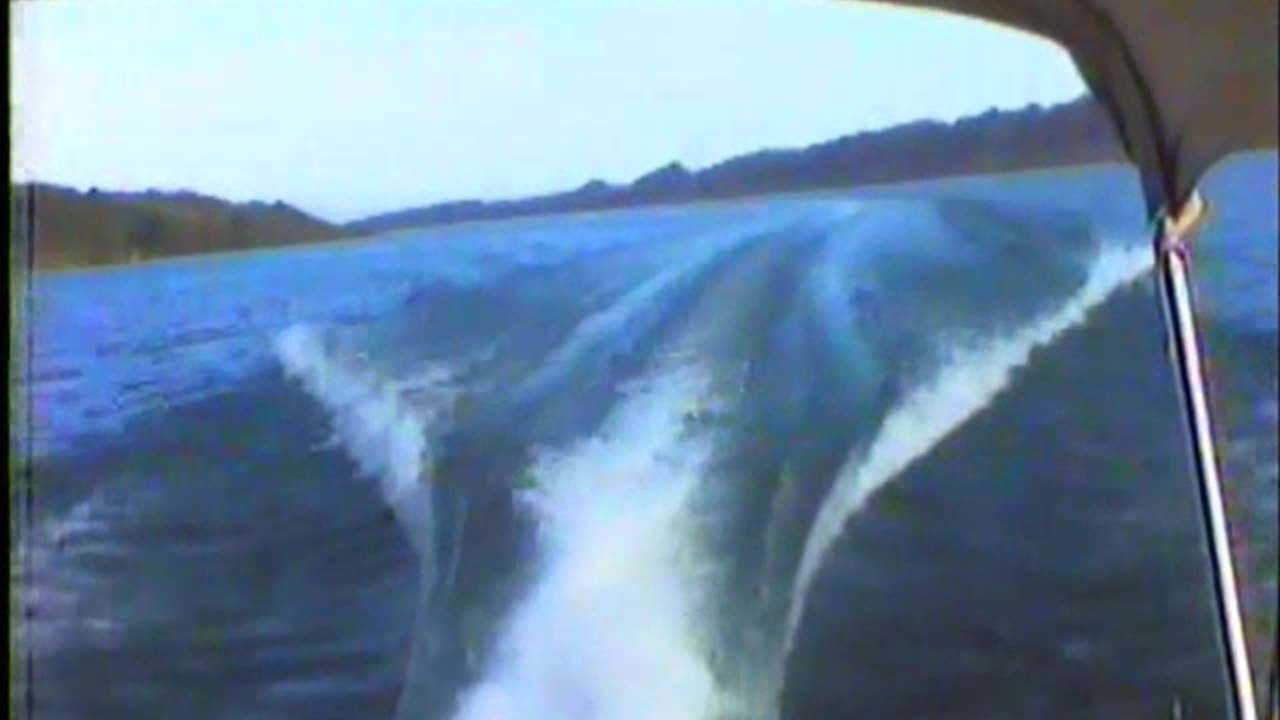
16, 154, 1277, 719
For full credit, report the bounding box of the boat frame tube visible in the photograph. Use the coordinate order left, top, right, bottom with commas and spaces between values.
1155, 191, 1260, 720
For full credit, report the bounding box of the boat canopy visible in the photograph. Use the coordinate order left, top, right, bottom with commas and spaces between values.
855, 0, 1279, 220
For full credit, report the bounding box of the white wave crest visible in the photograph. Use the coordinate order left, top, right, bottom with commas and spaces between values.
784, 242, 1154, 650
454, 367, 725, 720
274, 324, 455, 552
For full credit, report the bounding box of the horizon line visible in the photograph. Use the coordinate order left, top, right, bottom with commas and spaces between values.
15, 93, 1095, 225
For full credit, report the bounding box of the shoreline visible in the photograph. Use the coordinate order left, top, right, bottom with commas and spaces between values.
28, 160, 1132, 276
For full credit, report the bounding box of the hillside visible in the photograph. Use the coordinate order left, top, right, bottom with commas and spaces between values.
12, 186, 343, 270
16, 95, 1125, 269
347, 95, 1123, 234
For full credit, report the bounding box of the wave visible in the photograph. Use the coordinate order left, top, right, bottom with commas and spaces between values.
783, 242, 1154, 651
20, 484, 124, 655
40, 171, 1271, 720
452, 366, 725, 720
267, 200, 1153, 719
503, 224, 751, 409
274, 324, 456, 555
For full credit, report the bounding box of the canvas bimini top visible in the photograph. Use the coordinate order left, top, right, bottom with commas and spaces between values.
855, 0, 1279, 220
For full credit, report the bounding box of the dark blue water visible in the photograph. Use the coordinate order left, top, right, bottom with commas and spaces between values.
14, 154, 1276, 719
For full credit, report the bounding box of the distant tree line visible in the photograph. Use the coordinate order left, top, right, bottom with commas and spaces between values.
13, 187, 343, 269
347, 95, 1122, 234
15, 95, 1123, 269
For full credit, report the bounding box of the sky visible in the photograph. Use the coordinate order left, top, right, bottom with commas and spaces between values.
11, 0, 1086, 222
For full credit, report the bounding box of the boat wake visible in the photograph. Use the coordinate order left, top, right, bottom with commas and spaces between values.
268, 203, 1160, 719
455, 367, 724, 720
785, 242, 1153, 651
275, 323, 457, 556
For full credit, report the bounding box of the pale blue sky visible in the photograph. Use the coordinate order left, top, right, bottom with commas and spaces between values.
12, 0, 1085, 222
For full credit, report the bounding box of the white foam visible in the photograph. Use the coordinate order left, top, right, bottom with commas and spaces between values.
453, 368, 725, 720
527, 228, 754, 389
274, 324, 454, 552
784, 243, 1154, 650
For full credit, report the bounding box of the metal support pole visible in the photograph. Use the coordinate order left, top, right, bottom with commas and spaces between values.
1155, 191, 1259, 720
1267, 631, 1278, 720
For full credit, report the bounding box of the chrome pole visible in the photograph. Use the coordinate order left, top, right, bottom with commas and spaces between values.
1155, 191, 1259, 720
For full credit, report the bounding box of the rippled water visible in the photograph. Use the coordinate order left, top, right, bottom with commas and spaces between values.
14, 155, 1277, 719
